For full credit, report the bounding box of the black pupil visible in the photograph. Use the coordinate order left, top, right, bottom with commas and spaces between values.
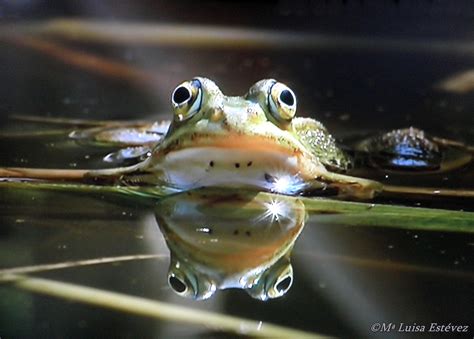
279, 89, 294, 106
169, 276, 187, 293
173, 86, 191, 105
276, 276, 292, 293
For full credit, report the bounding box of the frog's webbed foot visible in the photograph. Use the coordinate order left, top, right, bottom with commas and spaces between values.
8, 114, 170, 148
69, 120, 170, 147
103, 146, 152, 164
69, 122, 169, 165
68, 121, 170, 165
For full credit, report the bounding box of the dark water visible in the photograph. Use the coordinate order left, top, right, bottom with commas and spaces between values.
0, 186, 473, 338
1, 1, 474, 338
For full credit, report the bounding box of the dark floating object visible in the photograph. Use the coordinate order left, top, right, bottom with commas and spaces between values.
355, 127, 472, 173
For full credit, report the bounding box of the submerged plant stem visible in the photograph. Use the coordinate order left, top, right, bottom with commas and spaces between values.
4, 35, 153, 85
2, 274, 324, 338
0, 129, 72, 138
0, 184, 473, 233
300, 195, 474, 233
9, 114, 151, 127
382, 184, 474, 198
0, 254, 166, 276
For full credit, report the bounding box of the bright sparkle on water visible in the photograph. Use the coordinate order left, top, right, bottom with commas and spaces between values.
256, 198, 296, 228
264, 199, 286, 222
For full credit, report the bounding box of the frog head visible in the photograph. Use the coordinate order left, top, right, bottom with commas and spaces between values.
143, 77, 380, 198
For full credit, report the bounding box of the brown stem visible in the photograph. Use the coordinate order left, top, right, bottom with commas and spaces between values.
382, 184, 474, 198
9, 114, 151, 127
0, 167, 89, 181
3, 34, 153, 85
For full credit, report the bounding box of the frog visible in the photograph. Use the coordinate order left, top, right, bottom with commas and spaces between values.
0, 77, 383, 199
1, 77, 473, 201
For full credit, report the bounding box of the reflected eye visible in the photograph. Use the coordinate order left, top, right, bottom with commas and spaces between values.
171, 79, 203, 121
268, 82, 297, 122
168, 274, 188, 294
167, 265, 216, 300
275, 275, 292, 294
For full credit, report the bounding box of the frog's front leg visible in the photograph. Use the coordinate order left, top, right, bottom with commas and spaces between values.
306, 171, 383, 200
0, 162, 148, 185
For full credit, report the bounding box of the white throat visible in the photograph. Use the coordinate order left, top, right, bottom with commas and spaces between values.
153, 147, 308, 194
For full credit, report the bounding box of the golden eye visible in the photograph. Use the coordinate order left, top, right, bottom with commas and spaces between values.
171, 79, 203, 121
268, 82, 297, 122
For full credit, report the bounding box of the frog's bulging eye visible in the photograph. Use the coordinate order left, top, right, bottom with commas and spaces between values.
268, 82, 297, 122
172, 86, 191, 105
279, 89, 295, 106
171, 79, 203, 121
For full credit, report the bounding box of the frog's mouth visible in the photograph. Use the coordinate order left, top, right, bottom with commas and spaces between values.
152, 133, 322, 194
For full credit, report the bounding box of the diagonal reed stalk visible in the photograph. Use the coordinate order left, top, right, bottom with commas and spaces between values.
1, 274, 325, 338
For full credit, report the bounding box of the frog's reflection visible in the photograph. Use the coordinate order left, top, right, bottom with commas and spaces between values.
154, 189, 306, 301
